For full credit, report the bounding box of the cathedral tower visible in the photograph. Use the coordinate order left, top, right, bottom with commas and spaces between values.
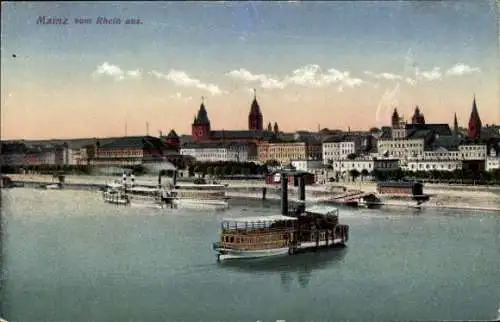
191, 97, 211, 141
467, 95, 482, 140
248, 89, 263, 131
411, 106, 426, 124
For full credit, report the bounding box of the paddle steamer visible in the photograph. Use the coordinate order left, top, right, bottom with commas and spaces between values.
213, 171, 349, 261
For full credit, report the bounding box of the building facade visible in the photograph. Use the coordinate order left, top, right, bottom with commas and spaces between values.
258, 140, 322, 164
180, 142, 255, 162
290, 160, 323, 172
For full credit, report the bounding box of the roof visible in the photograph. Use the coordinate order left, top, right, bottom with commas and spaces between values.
405, 123, 452, 136
181, 141, 251, 149
210, 130, 275, 140
380, 127, 392, 139
407, 129, 434, 139
305, 205, 339, 216
322, 133, 364, 143
249, 97, 262, 116
193, 103, 210, 125
1, 142, 27, 154
99, 136, 167, 150
3, 137, 119, 149
166, 130, 179, 139
222, 215, 298, 223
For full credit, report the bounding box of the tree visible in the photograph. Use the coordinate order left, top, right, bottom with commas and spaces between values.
241, 167, 250, 175
214, 166, 224, 177
347, 153, 357, 160
228, 165, 238, 175
349, 169, 360, 181
361, 169, 369, 180
222, 164, 232, 176
265, 159, 280, 167
206, 166, 214, 177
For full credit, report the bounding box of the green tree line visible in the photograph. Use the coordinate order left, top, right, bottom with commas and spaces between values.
188, 161, 270, 178
345, 168, 500, 185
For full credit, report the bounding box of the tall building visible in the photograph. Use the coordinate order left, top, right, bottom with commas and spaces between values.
248, 89, 263, 131
191, 97, 211, 141
453, 113, 459, 135
188, 94, 276, 144
467, 95, 482, 140
391, 108, 400, 127
411, 106, 426, 125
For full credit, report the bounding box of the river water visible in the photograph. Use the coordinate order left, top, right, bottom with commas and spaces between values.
1, 188, 499, 322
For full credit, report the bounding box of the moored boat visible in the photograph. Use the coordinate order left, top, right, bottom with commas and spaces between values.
44, 183, 62, 190
213, 205, 349, 261
171, 182, 229, 210
213, 171, 349, 261
126, 186, 170, 208
102, 178, 171, 208
102, 190, 129, 205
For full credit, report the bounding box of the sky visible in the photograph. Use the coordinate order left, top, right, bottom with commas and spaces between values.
1, 1, 498, 140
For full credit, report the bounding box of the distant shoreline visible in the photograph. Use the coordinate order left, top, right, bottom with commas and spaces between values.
5, 174, 500, 212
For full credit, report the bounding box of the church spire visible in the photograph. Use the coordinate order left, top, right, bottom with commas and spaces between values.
248, 89, 263, 131
453, 112, 459, 134
467, 94, 482, 140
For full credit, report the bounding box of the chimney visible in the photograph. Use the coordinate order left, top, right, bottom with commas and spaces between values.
280, 172, 288, 215
172, 170, 178, 186
297, 175, 306, 213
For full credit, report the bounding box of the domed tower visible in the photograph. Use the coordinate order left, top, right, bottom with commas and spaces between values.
391, 108, 400, 128
165, 129, 180, 151
467, 95, 482, 140
191, 97, 211, 141
411, 106, 426, 124
273, 122, 279, 134
248, 89, 263, 131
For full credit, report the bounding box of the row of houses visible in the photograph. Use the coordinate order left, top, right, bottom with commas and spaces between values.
2, 131, 499, 173
2, 121, 500, 175
0, 131, 190, 169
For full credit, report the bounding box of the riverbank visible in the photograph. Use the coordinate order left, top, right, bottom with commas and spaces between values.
5, 174, 500, 212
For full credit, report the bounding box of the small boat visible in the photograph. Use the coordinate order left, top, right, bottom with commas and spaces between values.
102, 189, 129, 205
102, 178, 171, 208
213, 205, 349, 261
45, 183, 62, 190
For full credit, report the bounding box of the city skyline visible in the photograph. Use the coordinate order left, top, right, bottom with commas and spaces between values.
1, 1, 498, 140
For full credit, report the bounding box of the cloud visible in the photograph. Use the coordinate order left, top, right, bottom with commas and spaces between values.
226, 64, 364, 91
415, 67, 442, 81
364, 71, 403, 81
169, 92, 193, 102
446, 63, 480, 76
227, 69, 285, 89
150, 70, 223, 95
93, 62, 142, 81
364, 71, 416, 86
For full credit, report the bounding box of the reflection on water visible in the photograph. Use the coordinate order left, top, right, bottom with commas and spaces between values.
0, 214, 4, 318
219, 247, 347, 290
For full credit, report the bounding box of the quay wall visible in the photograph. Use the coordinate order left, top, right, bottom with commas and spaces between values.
6, 174, 500, 212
